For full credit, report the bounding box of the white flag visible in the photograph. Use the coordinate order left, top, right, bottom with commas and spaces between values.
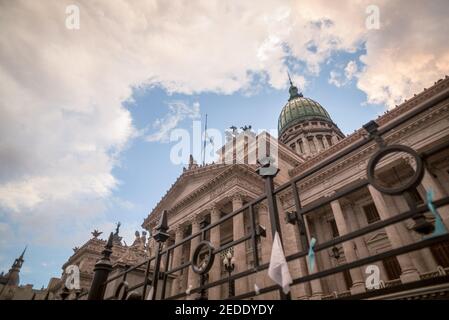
145, 286, 154, 300
268, 232, 292, 294
254, 283, 260, 295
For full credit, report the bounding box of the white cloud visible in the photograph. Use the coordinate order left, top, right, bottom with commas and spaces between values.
356, 1, 449, 108
328, 60, 359, 87
146, 101, 200, 143
344, 61, 358, 80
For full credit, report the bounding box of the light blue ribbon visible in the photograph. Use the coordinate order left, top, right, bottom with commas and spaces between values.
425, 188, 447, 238
308, 237, 317, 272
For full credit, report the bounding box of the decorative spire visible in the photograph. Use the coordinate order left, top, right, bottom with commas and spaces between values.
18, 246, 27, 261
287, 71, 293, 86
287, 71, 303, 101
3, 246, 27, 286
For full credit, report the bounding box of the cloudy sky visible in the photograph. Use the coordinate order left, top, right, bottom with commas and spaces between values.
0, 0, 448, 287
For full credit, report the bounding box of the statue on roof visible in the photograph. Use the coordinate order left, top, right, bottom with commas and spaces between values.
131, 230, 147, 251
112, 222, 123, 244
187, 154, 198, 170
91, 229, 102, 239
225, 126, 238, 142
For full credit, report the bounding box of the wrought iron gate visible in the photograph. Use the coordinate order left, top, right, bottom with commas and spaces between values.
80, 95, 449, 301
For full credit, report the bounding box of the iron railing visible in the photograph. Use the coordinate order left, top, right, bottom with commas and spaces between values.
78, 90, 449, 301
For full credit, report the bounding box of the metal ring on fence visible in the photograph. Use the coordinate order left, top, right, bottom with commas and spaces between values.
367, 144, 424, 195
114, 280, 129, 300
191, 240, 215, 275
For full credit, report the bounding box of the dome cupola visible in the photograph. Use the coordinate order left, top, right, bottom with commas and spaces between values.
278, 77, 344, 158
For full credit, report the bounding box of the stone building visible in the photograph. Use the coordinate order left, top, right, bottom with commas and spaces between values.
142, 76, 449, 300
42, 223, 162, 300
0, 248, 48, 300
4, 76, 449, 300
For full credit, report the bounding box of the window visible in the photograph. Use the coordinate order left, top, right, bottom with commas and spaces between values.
363, 203, 380, 224
326, 136, 333, 146
308, 137, 317, 153
317, 136, 325, 149
290, 143, 296, 150
343, 269, 353, 289
408, 188, 424, 204
298, 140, 304, 153
430, 240, 449, 267
382, 256, 401, 280
329, 219, 339, 238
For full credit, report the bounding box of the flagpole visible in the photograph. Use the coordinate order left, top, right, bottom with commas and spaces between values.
202, 113, 208, 165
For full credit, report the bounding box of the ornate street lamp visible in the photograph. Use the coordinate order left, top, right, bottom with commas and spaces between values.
223, 251, 236, 298
329, 246, 341, 260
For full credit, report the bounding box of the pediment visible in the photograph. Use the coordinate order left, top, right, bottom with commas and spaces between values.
145, 164, 265, 228
365, 231, 388, 244
164, 165, 230, 207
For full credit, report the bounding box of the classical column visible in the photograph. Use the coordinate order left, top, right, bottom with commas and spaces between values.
345, 205, 370, 259
232, 194, 248, 295
331, 134, 339, 145
420, 168, 449, 228
330, 200, 366, 294
278, 206, 308, 300
291, 233, 312, 299
208, 205, 222, 299
387, 195, 438, 272
304, 216, 324, 299
313, 136, 323, 152
302, 136, 311, 157
313, 214, 340, 293
322, 135, 330, 149
171, 225, 184, 297
368, 185, 420, 283
254, 203, 274, 298
186, 214, 201, 299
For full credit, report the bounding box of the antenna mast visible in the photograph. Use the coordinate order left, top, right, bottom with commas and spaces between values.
202, 113, 208, 165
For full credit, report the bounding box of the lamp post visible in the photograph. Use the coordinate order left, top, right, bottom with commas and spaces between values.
223, 251, 235, 298
329, 246, 341, 261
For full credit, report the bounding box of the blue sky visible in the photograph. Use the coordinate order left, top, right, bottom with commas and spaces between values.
1, 1, 448, 288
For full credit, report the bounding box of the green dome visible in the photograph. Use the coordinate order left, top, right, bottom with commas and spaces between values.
278, 92, 332, 136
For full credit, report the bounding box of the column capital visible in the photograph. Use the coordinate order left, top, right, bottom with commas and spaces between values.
190, 213, 203, 227
255, 202, 268, 213
231, 193, 244, 203
402, 154, 417, 170
173, 224, 184, 235
208, 204, 221, 220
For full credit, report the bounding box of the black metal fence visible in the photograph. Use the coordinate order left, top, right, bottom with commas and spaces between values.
79, 93, 449, 301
